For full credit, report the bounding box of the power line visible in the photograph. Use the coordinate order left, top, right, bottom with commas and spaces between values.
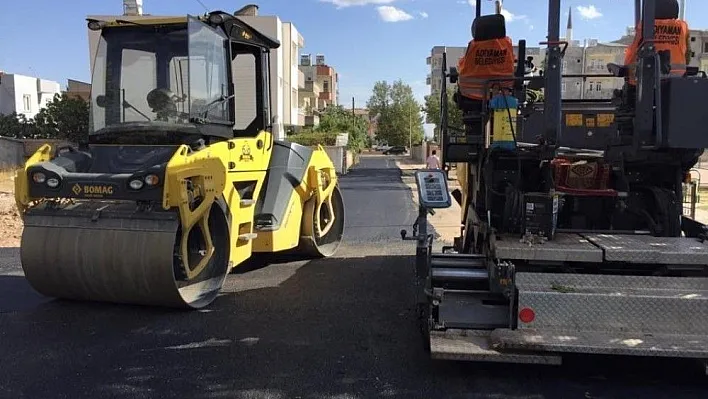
194, 0, 209, 12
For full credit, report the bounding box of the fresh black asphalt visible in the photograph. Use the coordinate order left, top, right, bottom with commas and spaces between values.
0, 155, 706, 398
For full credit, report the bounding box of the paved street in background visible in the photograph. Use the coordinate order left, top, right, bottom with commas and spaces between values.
0, 154, 706, 399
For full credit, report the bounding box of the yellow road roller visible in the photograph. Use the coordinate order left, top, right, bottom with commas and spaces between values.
13, 10, 345, 309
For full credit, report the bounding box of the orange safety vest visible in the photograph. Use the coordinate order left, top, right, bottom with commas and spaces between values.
624, 18, 689, 85
457, 37, 515, 100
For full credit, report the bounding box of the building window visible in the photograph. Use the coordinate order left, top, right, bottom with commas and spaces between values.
323, 80, 329, 92
561, 82, 566, 93
596, 81, 602, 91
22, 94, 31, 112
704, 42, 708, 53
292, 44, 297, 65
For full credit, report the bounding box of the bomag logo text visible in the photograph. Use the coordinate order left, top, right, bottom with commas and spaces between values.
73, 183, 114, 196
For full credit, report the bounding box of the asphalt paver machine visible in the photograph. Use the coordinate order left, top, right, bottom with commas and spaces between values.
404, 0, 708, 371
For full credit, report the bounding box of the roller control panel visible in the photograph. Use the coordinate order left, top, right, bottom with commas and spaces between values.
415, 169, 451, 209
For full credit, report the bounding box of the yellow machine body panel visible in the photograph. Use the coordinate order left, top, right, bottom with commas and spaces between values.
159, 130, 275, 273
455, 162, 470, 221
251, 144, 341, 254
14, 144, 53, 215
251, 190, 304, 252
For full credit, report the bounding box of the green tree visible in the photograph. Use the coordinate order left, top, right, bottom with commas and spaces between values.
0, 112, 24, 138
423, 86, 463, 141
289, 105, 369, 152
316, 105, 368, 152
33, 93, 89, 144
366, 80, 424, 147
0, 112, 45, 139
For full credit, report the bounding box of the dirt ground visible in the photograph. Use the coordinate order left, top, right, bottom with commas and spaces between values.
0, 169, 23, 248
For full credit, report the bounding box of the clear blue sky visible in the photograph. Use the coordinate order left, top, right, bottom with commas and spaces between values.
0, 0, 706, 108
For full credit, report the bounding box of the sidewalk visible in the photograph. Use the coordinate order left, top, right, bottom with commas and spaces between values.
395, 157, 462, 248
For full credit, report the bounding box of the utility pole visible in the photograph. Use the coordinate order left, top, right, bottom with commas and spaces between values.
409, 103, 413, 153
352, 97, 355, 118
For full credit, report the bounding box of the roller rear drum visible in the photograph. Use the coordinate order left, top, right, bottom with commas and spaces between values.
298, 183, 345, 258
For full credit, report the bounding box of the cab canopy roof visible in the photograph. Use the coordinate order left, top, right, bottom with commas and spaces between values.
86, 10, 280, 50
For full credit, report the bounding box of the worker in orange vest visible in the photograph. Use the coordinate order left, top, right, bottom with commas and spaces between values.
623, 0, 690, 85
456, 14, 515, 102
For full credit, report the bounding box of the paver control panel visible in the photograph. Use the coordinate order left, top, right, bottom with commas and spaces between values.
415, 169, 451, 209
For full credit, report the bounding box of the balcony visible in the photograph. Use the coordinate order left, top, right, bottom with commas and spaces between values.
319, 91, 334, 101
316, 65, 333, 76
298, 70, 305, 89
300, 80, 322, 95
36, 79, 58, 94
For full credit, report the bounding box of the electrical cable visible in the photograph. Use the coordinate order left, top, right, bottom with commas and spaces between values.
194, 0, 209, 12
492, 82, 523, 190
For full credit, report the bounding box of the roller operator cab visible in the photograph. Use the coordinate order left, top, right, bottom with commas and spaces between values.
409, 0, 708, 373
14, 11, 345, 309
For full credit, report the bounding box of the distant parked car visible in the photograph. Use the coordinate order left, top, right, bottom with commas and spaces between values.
383, 146, 407, 155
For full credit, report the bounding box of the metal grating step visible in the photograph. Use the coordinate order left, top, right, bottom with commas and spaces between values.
430, 329, 561, 364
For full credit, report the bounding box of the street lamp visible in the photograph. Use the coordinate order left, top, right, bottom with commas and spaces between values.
408, 103, 425, 157
409, 103, 413, 153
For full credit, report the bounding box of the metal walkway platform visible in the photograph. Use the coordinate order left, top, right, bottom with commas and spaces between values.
494, 233, 603, 262
490, 329, 708, 358
583, 234, 708, 264
494, 233, 708, 265
429, 329, 561, 364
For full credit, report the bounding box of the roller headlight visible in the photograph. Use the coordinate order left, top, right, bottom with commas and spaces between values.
144, 174, 159, 186
32, 172, 46, 184
129, 179, 144, 190
46, 178, 60, 188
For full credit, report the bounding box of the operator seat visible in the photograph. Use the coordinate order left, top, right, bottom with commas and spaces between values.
453, 14, 514, 111
451, 14, 515, 138
607, 0, 689, 85
608, 0, 692, 135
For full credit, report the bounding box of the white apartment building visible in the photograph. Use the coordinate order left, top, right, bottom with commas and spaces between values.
299, 54, 339, 114
238, 15, 304, 137
0, 72, 61, 119
426, 46, 466, 95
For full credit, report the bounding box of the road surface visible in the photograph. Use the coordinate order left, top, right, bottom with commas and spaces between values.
0, 154, 706, 399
